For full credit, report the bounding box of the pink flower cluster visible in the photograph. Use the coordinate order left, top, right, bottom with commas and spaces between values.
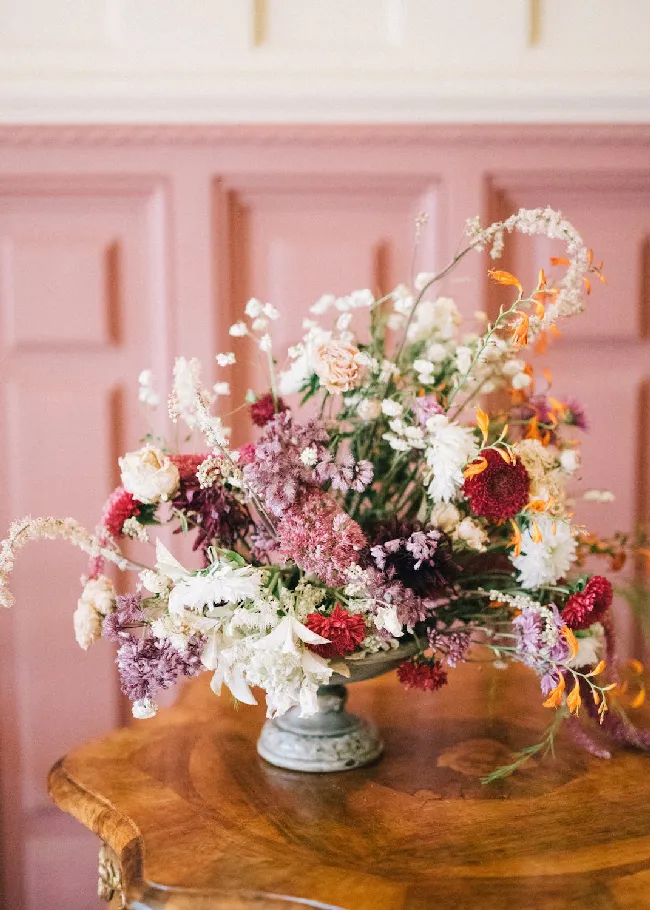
277, 489, 366, 587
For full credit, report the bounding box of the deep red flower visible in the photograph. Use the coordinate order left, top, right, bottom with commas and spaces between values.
397, 660, 448, 692
250, 392, 287, 427
170, 453, 209, 483
101, 486, 141, 538
463, 448, 530, 522
305, 605, 366, 658
562, 575, 613, 630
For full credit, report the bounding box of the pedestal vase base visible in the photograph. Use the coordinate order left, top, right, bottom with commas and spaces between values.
257, 684, 382, 772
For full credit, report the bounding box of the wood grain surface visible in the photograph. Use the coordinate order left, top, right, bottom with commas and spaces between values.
48, 662, 650, 909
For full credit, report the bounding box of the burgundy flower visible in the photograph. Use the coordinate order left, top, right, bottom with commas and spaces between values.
101, 486, 141, 539
305, 605, 366, 658
397, 659, 448, 692
463, 448, 530, 522
250, 392, 287, 427
562, 575, 613, 630
367, 520, 455, 598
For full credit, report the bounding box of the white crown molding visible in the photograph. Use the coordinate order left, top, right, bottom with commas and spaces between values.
0, 75, 650, 125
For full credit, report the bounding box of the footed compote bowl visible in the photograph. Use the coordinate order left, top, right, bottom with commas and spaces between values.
257, 639, 419, 773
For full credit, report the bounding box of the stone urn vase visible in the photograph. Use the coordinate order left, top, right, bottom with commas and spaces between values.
257, 639, 419, 772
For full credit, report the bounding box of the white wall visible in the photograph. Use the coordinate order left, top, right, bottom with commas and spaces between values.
0, 0, 649, 122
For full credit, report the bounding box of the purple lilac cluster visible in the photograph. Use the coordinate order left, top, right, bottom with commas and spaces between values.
103, 594, 204, 704
115, 634, 204, 703
243, 412, 373, 517
313, 450, 373, 494
243, 412, 330, 516
427, 626, 472, 667
512, 603, 570, 692
102, 593, 146, 641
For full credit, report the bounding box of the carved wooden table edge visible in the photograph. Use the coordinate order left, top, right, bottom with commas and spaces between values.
46, 668, 650, 910
48, 755, 340, 910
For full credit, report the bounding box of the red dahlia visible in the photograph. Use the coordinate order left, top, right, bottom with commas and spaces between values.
463, 448, 530, 522
101, 486, 141, 538
562, 575, 613, 630
305, 605, 366, 658
250, 392, 287, 427
397, 660, 448, 692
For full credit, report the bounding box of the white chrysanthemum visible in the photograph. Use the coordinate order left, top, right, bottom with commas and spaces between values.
168, 563, 262, 615
511, 516, 577, 589
424, 414, 479, 503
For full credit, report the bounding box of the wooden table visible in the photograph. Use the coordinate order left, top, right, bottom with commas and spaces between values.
48, 662, 650, 909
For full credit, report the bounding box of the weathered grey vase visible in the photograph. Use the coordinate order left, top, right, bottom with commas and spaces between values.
257, 640, 418, 773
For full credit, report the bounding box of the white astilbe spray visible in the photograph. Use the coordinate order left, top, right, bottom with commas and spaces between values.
0, 516, 146, 609
465, 207, 590, 330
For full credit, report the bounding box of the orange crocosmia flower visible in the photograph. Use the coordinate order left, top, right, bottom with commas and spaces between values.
549, 324, 561, 339
631, 688, 646, 709
543, 368, 553, 386
534, 332, 548, 355
543, 674, 566, 709
629, 658, 644, 675
488, 269, 523, 293
476, 407, 490, 443
583, 276, 592, 295
531, 521, 543, 544
508, 519, 523, 556
587, 660, 607, 678
538, 268, 547, 289
527, 498, 551, 513
496, 447, 512, 464
463, 456, 488, 480
550, 256, 570, 266
561, 626, 579, 661
511, 313, 529, 347
534, 299, 545, 320
566, 678, 582, 715
524, 416, 541, 442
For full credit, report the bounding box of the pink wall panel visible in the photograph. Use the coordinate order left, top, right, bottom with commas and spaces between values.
0, 125, 648, 908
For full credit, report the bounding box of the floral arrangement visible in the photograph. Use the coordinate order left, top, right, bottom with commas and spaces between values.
1, 206, 648, 780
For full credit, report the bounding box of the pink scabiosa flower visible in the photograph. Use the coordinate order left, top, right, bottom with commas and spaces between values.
397, 659, 448, 692
305, 605, 366, 658
101, 486, 141, 539
250, 392, 287, 427
463, 448, 530, 522
562, 575, 613, 631
277, 489, 366, 586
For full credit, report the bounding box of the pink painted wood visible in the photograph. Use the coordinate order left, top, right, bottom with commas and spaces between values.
0, 124, 648, 909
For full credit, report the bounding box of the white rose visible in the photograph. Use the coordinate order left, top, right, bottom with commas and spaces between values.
73, 600, 102, 650
430, 502, 461, 533
454, 517, 488, 552
119, 444, 180, 504
79, 575, 116, 616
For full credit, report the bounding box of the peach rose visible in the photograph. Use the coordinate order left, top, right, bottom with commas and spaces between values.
314, 341, 365, 394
